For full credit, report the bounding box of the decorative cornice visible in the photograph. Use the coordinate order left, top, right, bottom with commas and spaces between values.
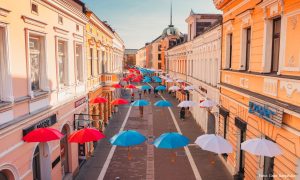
53, 26, 69, 35
0, 7, 11, 17
21, 15, 47, 28
213, 0, 231, 10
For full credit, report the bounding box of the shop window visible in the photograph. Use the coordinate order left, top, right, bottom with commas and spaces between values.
32, 146, 41, 180
271, 18, 281, 73
263, 136, 275, 179
31, 3, 38, 14
57, 40, 68, 88
225, 33, 233, 69
75, 44, 83, 83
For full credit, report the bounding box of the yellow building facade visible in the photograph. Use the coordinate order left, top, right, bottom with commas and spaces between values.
214, 0, 300, 179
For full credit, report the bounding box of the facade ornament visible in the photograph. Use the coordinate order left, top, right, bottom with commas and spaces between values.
280, 80, 300, 97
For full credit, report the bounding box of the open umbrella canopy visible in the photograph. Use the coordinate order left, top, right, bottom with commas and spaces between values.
176, 79, 184, 83
142, 79, 152, 83
169, 86, 180, 91
140, 85, 151, 90
132, 78, 141, 82
241, 138, 282, 157
177, 100, 199, 107
165, 79, 174, 83
110, 130, 146, 147
92, 97, 108, 104
111, 98, 129, 105
68, 128, 105, 144
152, 76, 160, 80
154, 100, 172, 107
155, 85, 166, 91
184, 85, 195, 91
195, 134, 233, 154
131, 99, 150, 106
126, 84, 137, 89
23, 128, 64, 142
154, 79, 162, 83
127, 74, 135, 79
153, 132, 189, 149
199, 99, 218, 108
122, 77, 129, 82
112, 84, 122, 88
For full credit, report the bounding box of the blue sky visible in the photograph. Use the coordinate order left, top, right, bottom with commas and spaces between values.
82, 0, 220, 49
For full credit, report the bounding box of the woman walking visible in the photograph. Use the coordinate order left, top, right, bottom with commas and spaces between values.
180, 107, 185, 121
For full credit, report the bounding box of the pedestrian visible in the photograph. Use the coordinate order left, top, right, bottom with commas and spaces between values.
139, 106, 144, 118
138, 89, 142, 99
148, 88, 151, 95
143, 89, 147, 95
180, 107, 185, 120
131, 92, 134, 102
114, 105, 119, 113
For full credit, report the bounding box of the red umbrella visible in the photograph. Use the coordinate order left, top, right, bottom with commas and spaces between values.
126, 84, 137, 89
132, 78, 141, 82
112, 84, 122, 88
92, 97, 107, 104
68, 128, 105, 144
128, 69, 135, 73
111, 98, 129, 105
23, 128, 64, 142
127, 74, 135, 79
122, 77, 129, 82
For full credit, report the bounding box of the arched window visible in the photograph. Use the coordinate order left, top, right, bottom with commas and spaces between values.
0, 169, 14, 180
32, 146, 41, 180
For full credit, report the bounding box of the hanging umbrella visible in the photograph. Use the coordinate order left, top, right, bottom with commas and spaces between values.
142, 79, 152, 83
131, 99, 150, 106
153, 132, 189, 149
195, 134, 233, 154
132, 78, 141, 82
169, 86, 180, 91
110, 130, 147, 160
23, 128, 64, 142
199, 99, 217, 108
177, 100, 199, 107
165, 79, 174, 83
111, 98, 129, 105
110, 130, 146, 147
155, 85, 167, 91
176, 79, 184, 83
152, 76, 160, 80
126, 84, 137, 89
241, 138, 282, 157
154, 79, 162, 83
122, 77, 129, 82
140, 85, 151, 90
112, 84, 122, 88
184, 85, 195, 91
154, 100, 172, 107
92, 97, 108, 104
127, 74, 135, 79
68, 128, 105, 144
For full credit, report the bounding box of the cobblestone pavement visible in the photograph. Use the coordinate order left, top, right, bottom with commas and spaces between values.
76, 85, 233, 180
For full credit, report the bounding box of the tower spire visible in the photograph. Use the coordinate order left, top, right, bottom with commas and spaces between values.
170, 0, 173, 26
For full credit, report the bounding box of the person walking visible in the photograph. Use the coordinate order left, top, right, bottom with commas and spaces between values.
139, 106, 144, 118
180, 107, 185, 120
148, 88, 151, 95
138, 89, 142, 99
131, 92, 134, 102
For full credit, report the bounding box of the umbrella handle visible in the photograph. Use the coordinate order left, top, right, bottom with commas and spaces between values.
171, 151, 176, 163
43, 143, 48, 157
128, 147, 132, 160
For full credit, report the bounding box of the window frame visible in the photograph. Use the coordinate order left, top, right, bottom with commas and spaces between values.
74, 42, 84, 84
55, 37, 69, 90
240, 27, 252, 71
271, 17, 281, 73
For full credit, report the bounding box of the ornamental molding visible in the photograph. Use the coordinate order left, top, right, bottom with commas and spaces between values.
21, 15, 47, 28
263, 78, 278, 97
237, 9, 253, 25
53, 26, 69, 35
240, 78, 249, 89
280, 80, 300, 97
0, 7, 11, 17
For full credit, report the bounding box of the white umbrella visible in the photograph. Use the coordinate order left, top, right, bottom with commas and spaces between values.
165, 79, 174, 83
177, 101, 199, 107
199, 99, 217, 108
241, 138, 282, 157
176, 79, 184, 83
195, 134, 233, 154
169, 86, 180, 91
184, 85, 195, 91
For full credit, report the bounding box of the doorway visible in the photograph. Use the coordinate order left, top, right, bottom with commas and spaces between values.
32, 143, 51, 180
60, 125, 70, 178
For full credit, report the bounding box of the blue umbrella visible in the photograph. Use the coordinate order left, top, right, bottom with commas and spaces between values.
152, 76, 160, 80
153, 132, 189, 149
140, 85, 151, 90
131, 99, 150, 106
110, 130, 147, 147
155, 85, 166, 91
154, 79, 162, 83
154, 100, 172, 107
143, 79, 152, 83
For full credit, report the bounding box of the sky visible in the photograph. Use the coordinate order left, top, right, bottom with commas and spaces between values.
82, 0, 221, 49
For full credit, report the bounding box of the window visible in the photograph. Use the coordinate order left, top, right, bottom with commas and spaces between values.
225, 33, 233, 69
271, 18, 281, 73
75, 44, 83, 82
158, 62, 162, 69
89, 48, 93, 77
97, 50, 100, 74
158, 53, 161, 60
57, 40, 67, 87
245, 28, 251, 70
58, 15, 63, 25
76, 24, 79, 32
0, 27, 5, 102
29, 36, 42, 91
101, 51, 105, 73
158, 45, 161, 51
31, 3, 38, 14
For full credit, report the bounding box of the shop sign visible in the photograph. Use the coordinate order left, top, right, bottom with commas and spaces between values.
249, 97, 283, 127
75, 97, 86, 108
23, 114, 57, 137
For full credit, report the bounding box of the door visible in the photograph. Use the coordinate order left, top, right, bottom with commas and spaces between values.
207, 112, 216, 134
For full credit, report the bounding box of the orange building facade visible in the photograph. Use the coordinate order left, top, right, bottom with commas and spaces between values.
214, 0, 300, 179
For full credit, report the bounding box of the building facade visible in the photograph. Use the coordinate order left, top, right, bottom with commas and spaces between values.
124, 49, 138, 68
214, 0, 300, 179
136, 47, 146, 67
0, 0, 88, 179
